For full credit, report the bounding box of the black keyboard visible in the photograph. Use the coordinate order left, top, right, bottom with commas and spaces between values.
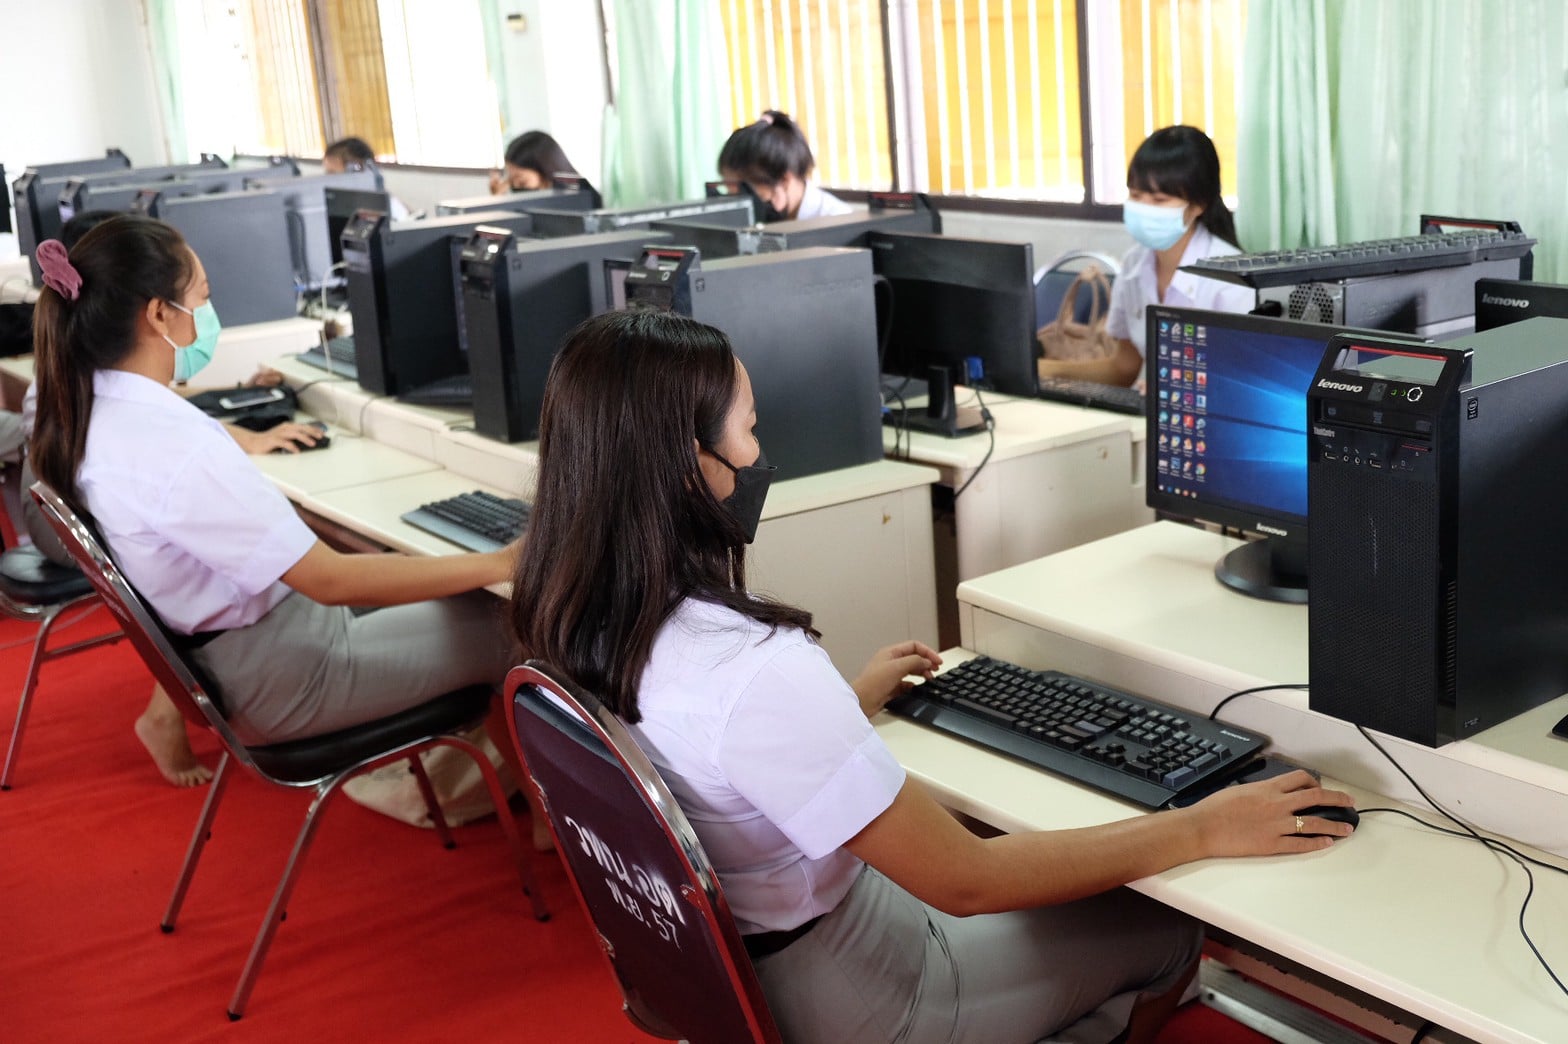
1184, 229, 1536, 289
1035, 376, 1145, 416
398, 374, 472, 408
401, 491, 530, 553
886, 656, 1268, 808
297, 335, 357, 379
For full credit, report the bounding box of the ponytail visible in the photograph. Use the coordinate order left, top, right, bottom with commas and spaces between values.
717, 110, 816, 186
30, 215, 192, 509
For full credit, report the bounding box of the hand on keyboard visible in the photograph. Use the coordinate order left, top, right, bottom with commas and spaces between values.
853, 641, 943, 719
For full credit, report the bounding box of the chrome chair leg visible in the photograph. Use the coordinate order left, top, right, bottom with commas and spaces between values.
407, 754, 456, 849
227, 776, 348, 1020
437, 734, 550, 922
0, 605, 61, 791
162, 752, 234, 931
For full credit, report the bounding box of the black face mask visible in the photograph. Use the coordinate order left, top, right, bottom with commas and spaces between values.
708, 446, 775, 544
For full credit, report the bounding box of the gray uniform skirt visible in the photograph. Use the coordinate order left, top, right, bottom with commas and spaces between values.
192, 590, 515, 746
752, 866, 1202, 1044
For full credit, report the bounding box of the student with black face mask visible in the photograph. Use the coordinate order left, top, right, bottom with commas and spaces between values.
511, 309, 1353, 1044
718, 110, 851, 222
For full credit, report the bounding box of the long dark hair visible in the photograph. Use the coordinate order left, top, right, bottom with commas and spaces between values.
31, 215, 193, 509
510, 309, 815, 722
503, 131, 578, 185
717, 110, 815, 186
1127, 125, 1239, 249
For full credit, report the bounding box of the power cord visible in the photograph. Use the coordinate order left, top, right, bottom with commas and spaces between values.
952, 386, 995, 500
1208, 682, 1568, 1001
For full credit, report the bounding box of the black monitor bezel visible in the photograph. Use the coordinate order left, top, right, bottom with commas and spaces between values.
1143, 304, 1347, 542
1473, 277, 1568, 332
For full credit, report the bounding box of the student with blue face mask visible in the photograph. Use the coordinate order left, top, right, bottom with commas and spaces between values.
30, 215, 539, 839
1039, 125, 1253, 388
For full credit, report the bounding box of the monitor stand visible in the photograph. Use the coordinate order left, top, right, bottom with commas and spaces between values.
1215, 536, 1308, 604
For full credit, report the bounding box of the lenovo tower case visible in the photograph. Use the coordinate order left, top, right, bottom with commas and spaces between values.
1306, 318, 1568, 745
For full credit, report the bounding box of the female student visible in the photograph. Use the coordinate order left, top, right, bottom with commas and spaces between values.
30, 216, 524, 809
1039, 125, 1254, 387
511, 309, 1355, 1043
488, 131, 579, 195
718, 110, 851, 222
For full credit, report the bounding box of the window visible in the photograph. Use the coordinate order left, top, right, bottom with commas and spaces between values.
172, 0, 501, 167
718, 0, 1247, 211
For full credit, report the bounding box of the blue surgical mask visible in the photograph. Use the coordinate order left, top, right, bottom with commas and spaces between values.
1123, 199, 1192, 252
164, 300, 222, 383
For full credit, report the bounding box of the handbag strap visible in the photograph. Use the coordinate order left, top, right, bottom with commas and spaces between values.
1056, 264, 1110, 326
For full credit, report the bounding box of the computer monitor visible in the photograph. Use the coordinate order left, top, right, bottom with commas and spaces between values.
871, 230, 1037, 397
743, 192, 939, 253
618, 245, 884, 481
342, 209, 538, 396
15, 154, 226, 282
57, 157, 299, 224
528, 195, 754, 238
1146, 306, 1370, 603
459, 228, 672, 442
434, 183, 601, 216
256, 168, 382, 290
1473, 277, 1568, 332
149, 189, 299, 326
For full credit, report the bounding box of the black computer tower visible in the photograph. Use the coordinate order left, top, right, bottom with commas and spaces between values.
1307, 318, 1568, 745
528, 195, 753, 238
626, 246, 883, 481
459, 228, 671, 442
342, 209, 536, 395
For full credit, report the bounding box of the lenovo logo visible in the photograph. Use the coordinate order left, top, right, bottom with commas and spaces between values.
1480, 293, 1530, 309
1256, 523, 1289, 537
1316, 379, 1364, 393
1313, 425, 1337, 438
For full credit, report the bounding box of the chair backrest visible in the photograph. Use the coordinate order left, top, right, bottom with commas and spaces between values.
1033, 248, 1121, 326
506, 661, 781, 1044
29, 482, 243, 749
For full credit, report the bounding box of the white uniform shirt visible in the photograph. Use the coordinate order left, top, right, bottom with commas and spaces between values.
795, 181, 853, 220
628, 598, 906, 934
1106, 225, 1255, 358
75, 369, 316, 634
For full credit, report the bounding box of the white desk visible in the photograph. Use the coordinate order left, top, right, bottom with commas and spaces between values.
883, 521, 1568, 1043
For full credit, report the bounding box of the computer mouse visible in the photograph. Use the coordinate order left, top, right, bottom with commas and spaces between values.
1552, 713, 1568, 739
1294, 804, 1359, 836
272, 421, 330, 454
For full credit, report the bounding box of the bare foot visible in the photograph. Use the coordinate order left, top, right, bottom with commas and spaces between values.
134, 709, 213, 787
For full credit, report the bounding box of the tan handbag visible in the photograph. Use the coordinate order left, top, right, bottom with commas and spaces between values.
1035, 264, 1117, 361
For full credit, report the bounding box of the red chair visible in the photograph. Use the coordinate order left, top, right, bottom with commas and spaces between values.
31, 481, 549, 1019
507, 660, 781, 1044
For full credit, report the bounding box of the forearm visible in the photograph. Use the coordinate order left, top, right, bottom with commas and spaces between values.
282, 540, 511, 607
848, 781, 1203, 917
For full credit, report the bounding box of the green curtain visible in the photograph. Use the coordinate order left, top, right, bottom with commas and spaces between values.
1239, 0, 1568, 281
145, 0, 190, 162
602, 0, 731, 207
476, 0, 513, 140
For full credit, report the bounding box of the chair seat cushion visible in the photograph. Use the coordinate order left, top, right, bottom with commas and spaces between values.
0, 546, 95, 605
247, 684, 494, 783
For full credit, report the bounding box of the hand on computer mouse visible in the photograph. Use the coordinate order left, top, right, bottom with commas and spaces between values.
253, 421, 329, 455
1178, 768, 1356, 857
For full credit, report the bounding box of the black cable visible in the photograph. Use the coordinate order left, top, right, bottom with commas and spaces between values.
881, 382, 910, 460
1207, 683, 1306, 721
952, 386, 995, 500
1408, 1021, 1434, 1044
1210, 689, 1568, 1000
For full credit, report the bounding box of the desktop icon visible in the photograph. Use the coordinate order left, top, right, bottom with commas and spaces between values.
1195, 439, 1207, 454
1195, 394, 1207, 409
1182, 460, 1193, 475
1195, 462, 1206, 478
1195, 417, 1207, 432
1159, 389, 1169, 402
1183, 392, 1195, 407
1183, 415, 1195, 430
1196, 325, 1206, 341
1196, 371, 1208, 388
1159, 409, 1170, 425
1159, 365, 1169, 379
1184, 324, 1195, 337
1182, 437, 1193, 452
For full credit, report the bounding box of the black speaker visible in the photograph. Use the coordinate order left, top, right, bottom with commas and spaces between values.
1308, 321, 1568, 746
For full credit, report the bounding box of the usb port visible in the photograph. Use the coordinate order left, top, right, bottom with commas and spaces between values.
1323, 451, 1338, 461
1369, 458, 1383, 469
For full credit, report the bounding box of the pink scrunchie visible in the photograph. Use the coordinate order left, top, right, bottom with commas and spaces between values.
36, 240, 82, 302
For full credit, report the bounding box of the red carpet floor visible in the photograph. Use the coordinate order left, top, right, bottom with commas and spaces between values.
0, 610, 1268, 1042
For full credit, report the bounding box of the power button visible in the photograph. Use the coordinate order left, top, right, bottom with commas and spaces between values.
1406, 386, 1424, 403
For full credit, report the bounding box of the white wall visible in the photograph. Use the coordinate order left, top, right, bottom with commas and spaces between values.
0, 0, 168, 258
488, 2, 607, 188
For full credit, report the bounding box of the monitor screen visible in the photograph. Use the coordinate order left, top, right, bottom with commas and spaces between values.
1146, 305, 1346, 602
325, 187, 390, 265
871, 230, 1036, 396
